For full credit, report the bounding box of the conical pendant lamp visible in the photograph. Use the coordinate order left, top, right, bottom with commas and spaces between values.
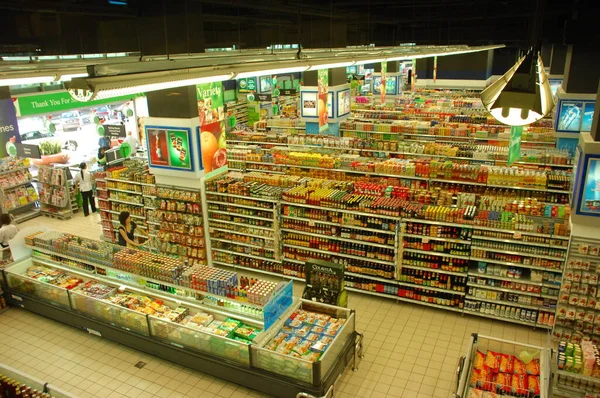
481, 50, 554, 126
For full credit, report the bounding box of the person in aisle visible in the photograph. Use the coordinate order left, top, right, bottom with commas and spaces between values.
118, 211, 147, 247
124, 131, 140, 152
0, 214, 18, 248
97, 147, 107, 168
74, 162, 97, 217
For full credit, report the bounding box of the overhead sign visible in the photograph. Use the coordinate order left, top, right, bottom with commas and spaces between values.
0, 97, 21, 158
318, 69, 329, 132
237, 77, 257, 93
507, 126, 523, 166
105, 124, 126, 139
279, 89, 297, 96
13, 91, 139, 117
15, 143, 40, 159
255, 93, 272, 102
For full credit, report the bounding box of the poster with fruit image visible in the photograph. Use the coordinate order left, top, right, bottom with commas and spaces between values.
317, 69, 329, 132
166, 129, 192, 170
147, 128, 170, 167
381, 61, 387, 104
197, 82, 227, 173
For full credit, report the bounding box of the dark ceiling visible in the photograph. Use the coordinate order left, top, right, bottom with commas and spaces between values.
0, 0, 595, 56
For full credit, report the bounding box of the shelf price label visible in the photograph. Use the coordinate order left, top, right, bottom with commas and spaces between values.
514, 232, 522, 240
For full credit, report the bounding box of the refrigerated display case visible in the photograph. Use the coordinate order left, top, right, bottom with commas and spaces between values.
455, 334, 551, 398
1, 254, 359, 398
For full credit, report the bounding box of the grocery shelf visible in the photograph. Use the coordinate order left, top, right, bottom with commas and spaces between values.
147, 221, 161, 226
403, 248, 471, 260
402, 233, 472, 244
467, 271, 542, 286
208, 219, 273, 231
344, 286, 464, 312
470, 235, 560, 249
108, 188, 142, 195
280, 214, 339, 226
2, 180, 32, 190
403, 218, 468, 228
466, 282, 541, 297
282, 257, 305, 264
401, 264, 466, 277
212, 248, 280, 263
469, 257, 563, 272
108, 198, 144, 207
470, 224, 564, 239
266, 125, 305, 129
395, 280, 466, 295
206, 200, 274, 212
205, 191, 277, 203
280, 201, 399, 220
568, 253, 600, 261
465, 295, 545, 311
212, 261, 301, 281
284, 244, 396, 266
280, 228, 394, 249
142, 194, 157, 199
345, 271, 397, 284
463, 309, 551, 329
208, 209, 274, 222
470, 246, 565, 262
209, 227, 275, 241
228, 140, 288, 146
341, 224, 398, 235
104, 210, 144, 219
211, 238, 275, 251
0, 166, 30, 175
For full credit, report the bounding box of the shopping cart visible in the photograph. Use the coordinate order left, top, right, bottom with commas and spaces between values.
454, 333, 551, 398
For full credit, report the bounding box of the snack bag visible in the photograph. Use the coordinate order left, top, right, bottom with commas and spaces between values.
485, 351, 501, 372
499, 354, 514, 373
477, 366, 494, 391
525, 359, 541, 375
467, 389, 484, 398
494, 373, 512, 394
527, 375, 541, 395
474, 351, 486, 369
511, 374, 528, 396
513, 358, 526, 375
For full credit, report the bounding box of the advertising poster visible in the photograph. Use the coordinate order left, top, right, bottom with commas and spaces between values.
259, 76, 272, 93
147, 128, 170, 167
380, 61, 387, 104
581, 102, 595, 132
373, 76, 397, 96
237, 77, 257, 93
337, 90, 351, 117
197, 82, 227, 173
0, 97, 21, 158
581, 158, 600, 214
557, 101, 583, 132
302, 92, 318, 117
327, 92, 333, 118
317, 69, 329, 132
166, 129, 192, 170
507, 126, 523, 166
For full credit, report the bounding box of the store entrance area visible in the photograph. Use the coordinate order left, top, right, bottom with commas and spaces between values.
2, 212, 546, 398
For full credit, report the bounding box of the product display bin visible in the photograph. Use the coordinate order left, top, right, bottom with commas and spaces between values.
251, 300, 355, 385
455, 333, 551, 398
148, 312, 252, 365
69, 289, 150, 336
4, 259, 73, 309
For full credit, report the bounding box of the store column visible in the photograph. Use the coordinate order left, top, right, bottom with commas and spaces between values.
415, 50, 494, 90
144, 85, 204, 188
300, 68, 350, 135
372, 61, 401, 100
554, 44, 600, 156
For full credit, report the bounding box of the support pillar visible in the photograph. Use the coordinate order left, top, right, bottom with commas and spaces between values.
301, 68, 350, 135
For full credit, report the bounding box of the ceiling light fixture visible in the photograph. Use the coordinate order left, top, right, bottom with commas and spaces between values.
307, 61, 355, 70
235, 66, 309, 79
481, 50, 554, 126
0, 75, 56, 86
58, 73, 89, 82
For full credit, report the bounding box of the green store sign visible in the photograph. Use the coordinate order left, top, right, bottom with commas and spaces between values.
237, 77, 257, 93
14, 91, 141, 117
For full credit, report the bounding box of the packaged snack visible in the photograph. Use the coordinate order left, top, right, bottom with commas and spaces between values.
485, 351, 501, 372
494, 373, 512, 394
311, 340, 329, 353
467, 389, 484, 398
220, 318, 242, 332
525, 359, 540, 375
527, 375, 540, 395
499, 354, 514, 373
305, 332, 320, 342
234, 324, 260, 341
303, 351, 321, 362
470, 369, 482, 387
474, 351, 486, 369
477, 366, 494, 391
311, 325, 325, 334
296, 325, 312, 337
513, 358, 526, 375
511, 374, 528, 395
291, 340, 312, 356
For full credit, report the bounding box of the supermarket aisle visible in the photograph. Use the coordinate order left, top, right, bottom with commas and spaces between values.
9, 215, 548, 398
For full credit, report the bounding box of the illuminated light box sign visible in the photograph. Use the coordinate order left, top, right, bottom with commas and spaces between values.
146, 126, 193, 171
301, 91, 318, 118
578, 156, 600, 216
372, 76, 397, 95
555, 99, 595, 133
337, 89, 351, 117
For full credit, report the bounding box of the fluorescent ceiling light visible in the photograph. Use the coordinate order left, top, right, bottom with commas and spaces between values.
354, 58, 386, 65
308, 61, 354, 70
59, 73, 89, 82
481, 51, 554, 126
68, 73, 233, 101
236, 66, 308, 79
0, 75, 55, 85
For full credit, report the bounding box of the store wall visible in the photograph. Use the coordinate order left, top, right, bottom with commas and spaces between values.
436, 51, 492, 80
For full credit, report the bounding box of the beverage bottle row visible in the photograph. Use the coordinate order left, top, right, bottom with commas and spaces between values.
402, 253, 470, 273
330, 257, 395, 279
341, 213, 397, 231
403, 237, 470, 255
282, 205, 341, 224
210, 213, 272, 227
399, 268, 466, 292
214, 241, 274, 259
283, 262, 306, 279
339, 228, 393, 246
282, 233, 395, 261
284, 248, 331, 262
405, 222, 472, 240
210, 204, 272, 219
282, 219, 338, 235
0, 377, 54, 398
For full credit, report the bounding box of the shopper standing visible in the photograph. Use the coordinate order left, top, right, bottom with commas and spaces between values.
124, 131, 140, 151
74, 162, 97, 217
0, 214, 18, 248
118, 211, 147, 247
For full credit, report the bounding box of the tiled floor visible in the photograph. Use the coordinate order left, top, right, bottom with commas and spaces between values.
1, 212, 548, 398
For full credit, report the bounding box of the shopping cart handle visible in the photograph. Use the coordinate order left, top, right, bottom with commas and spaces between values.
454, 355, 466, 397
